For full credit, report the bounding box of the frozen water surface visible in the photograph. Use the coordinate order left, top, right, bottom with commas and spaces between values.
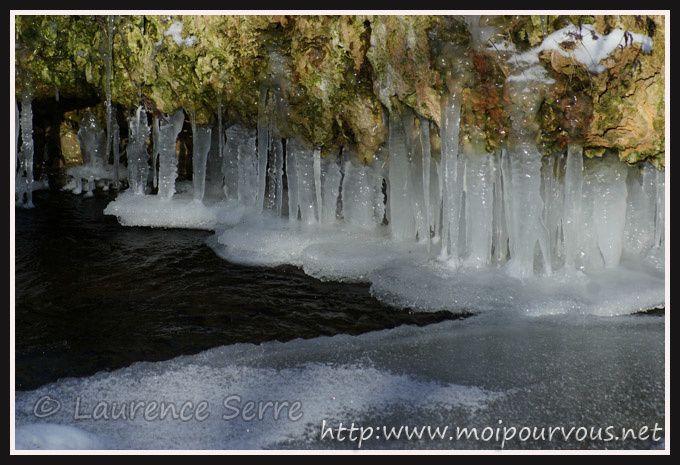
15, 314, 663, 450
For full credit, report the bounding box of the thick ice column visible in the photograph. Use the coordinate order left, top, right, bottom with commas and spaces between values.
17, 96, 34, 207
320, 152, 342, 224
491, 150, 508, 263
112, 110, 121, 189
388, 113, 415, 241
654, 167, 665, 248
313, 150, 323, 222
403, 115, 427, 243
264, 138, 284, 213
236, 127, 258, 208
256, 85, 271, 210
504, 82, 552, 279
587, 154, 628, 268
78, 110, 106, 171
286, 141, 299, 222
288, 139, 318, 225
439, 93, 463, 263
562, 144, 584, 269
157, 110, 184, 199
623, 162, 656, 259
222, 125, 244, 201
191, 121, 212, 202
127, 107, 150, 195
151, 115, 160, 189
419, 117, 432, 252
542, 153, 565, 267
462, 148, 494, 268
104, 16, 114, 176
342, 159, 384, 229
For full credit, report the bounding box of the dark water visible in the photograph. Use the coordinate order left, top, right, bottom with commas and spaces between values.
15, 190, 457, 391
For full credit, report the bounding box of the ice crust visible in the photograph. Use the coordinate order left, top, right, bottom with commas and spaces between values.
15, 314, 663, 450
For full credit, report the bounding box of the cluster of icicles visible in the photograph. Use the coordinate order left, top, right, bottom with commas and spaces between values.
100, 86, 665, 283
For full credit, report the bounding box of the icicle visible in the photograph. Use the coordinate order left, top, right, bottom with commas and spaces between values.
542, 153, 565, 267
654, 167, 665, 248
236, 126, 258, 208
263, 138, 284, 214
491, 150, 508, 263
313, 149, 323, 222
157, 109, 184, 199
462, 150, 494, 268
342, 158, 384, 230
286, 140, 299, 222
320, 152, 342, 224
287, 139, 317, 225
222, 125, 246, 201
151, 115, 160, 189
126, 107, 149, 195
112, 111, 120, 189
191, 120, 211, 203
84, 176, 95, 198
503, 78, 553, 279
17, 96, 34, 208
256, 85, 271, 210
404, 115, 427, 242
104, 15, 115, 176
439, 93, 463, 263
562, 145, 584, 269
586, 154, 628, 268
388, 113, 415, 241
419, 117, 432, 252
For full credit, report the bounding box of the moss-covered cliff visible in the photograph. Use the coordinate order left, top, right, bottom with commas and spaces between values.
15, 14, 665, 167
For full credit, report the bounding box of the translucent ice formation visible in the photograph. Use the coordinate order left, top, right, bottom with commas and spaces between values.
191, 119, 211, 203
16, 96, 35, 208
126, 106, 150, 195
157, 110, 185, 199
105, 80, 664, 315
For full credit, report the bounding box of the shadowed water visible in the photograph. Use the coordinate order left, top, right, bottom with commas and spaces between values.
15, 190, 456, 390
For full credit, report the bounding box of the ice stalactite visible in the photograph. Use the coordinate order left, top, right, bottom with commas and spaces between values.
157, 110, 184, 199
286, 140, 299, 222
654, 168, 665, 249
127, 106, 150, 195
112, 109, 121, 189
462, 148, 495, 269
151, 115, 160, 189
319, 152, 342, 224
503, 79, 552, 279
541, 153, 566, 268
491, 150, 509, 264
342, 156, 385, 230
586, 154, 629, 268
562, 145, 584, 270
256, 85, 271, 211
287, 139, 318, 225
419, 118, 433, 253
104, 16, 115, 178
235, 126, 258, 209
622, 162, 656, 260
191, 118, 212, 203
388, 113, 415, 241
222, 125, 246, 202
439, 93, 464, 265
16, 96, 34, 208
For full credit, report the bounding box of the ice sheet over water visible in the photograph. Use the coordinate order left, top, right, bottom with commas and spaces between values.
15, 314, 663, 450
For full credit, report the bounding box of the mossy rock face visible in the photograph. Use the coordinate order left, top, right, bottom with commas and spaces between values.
15, 14, 664, 167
